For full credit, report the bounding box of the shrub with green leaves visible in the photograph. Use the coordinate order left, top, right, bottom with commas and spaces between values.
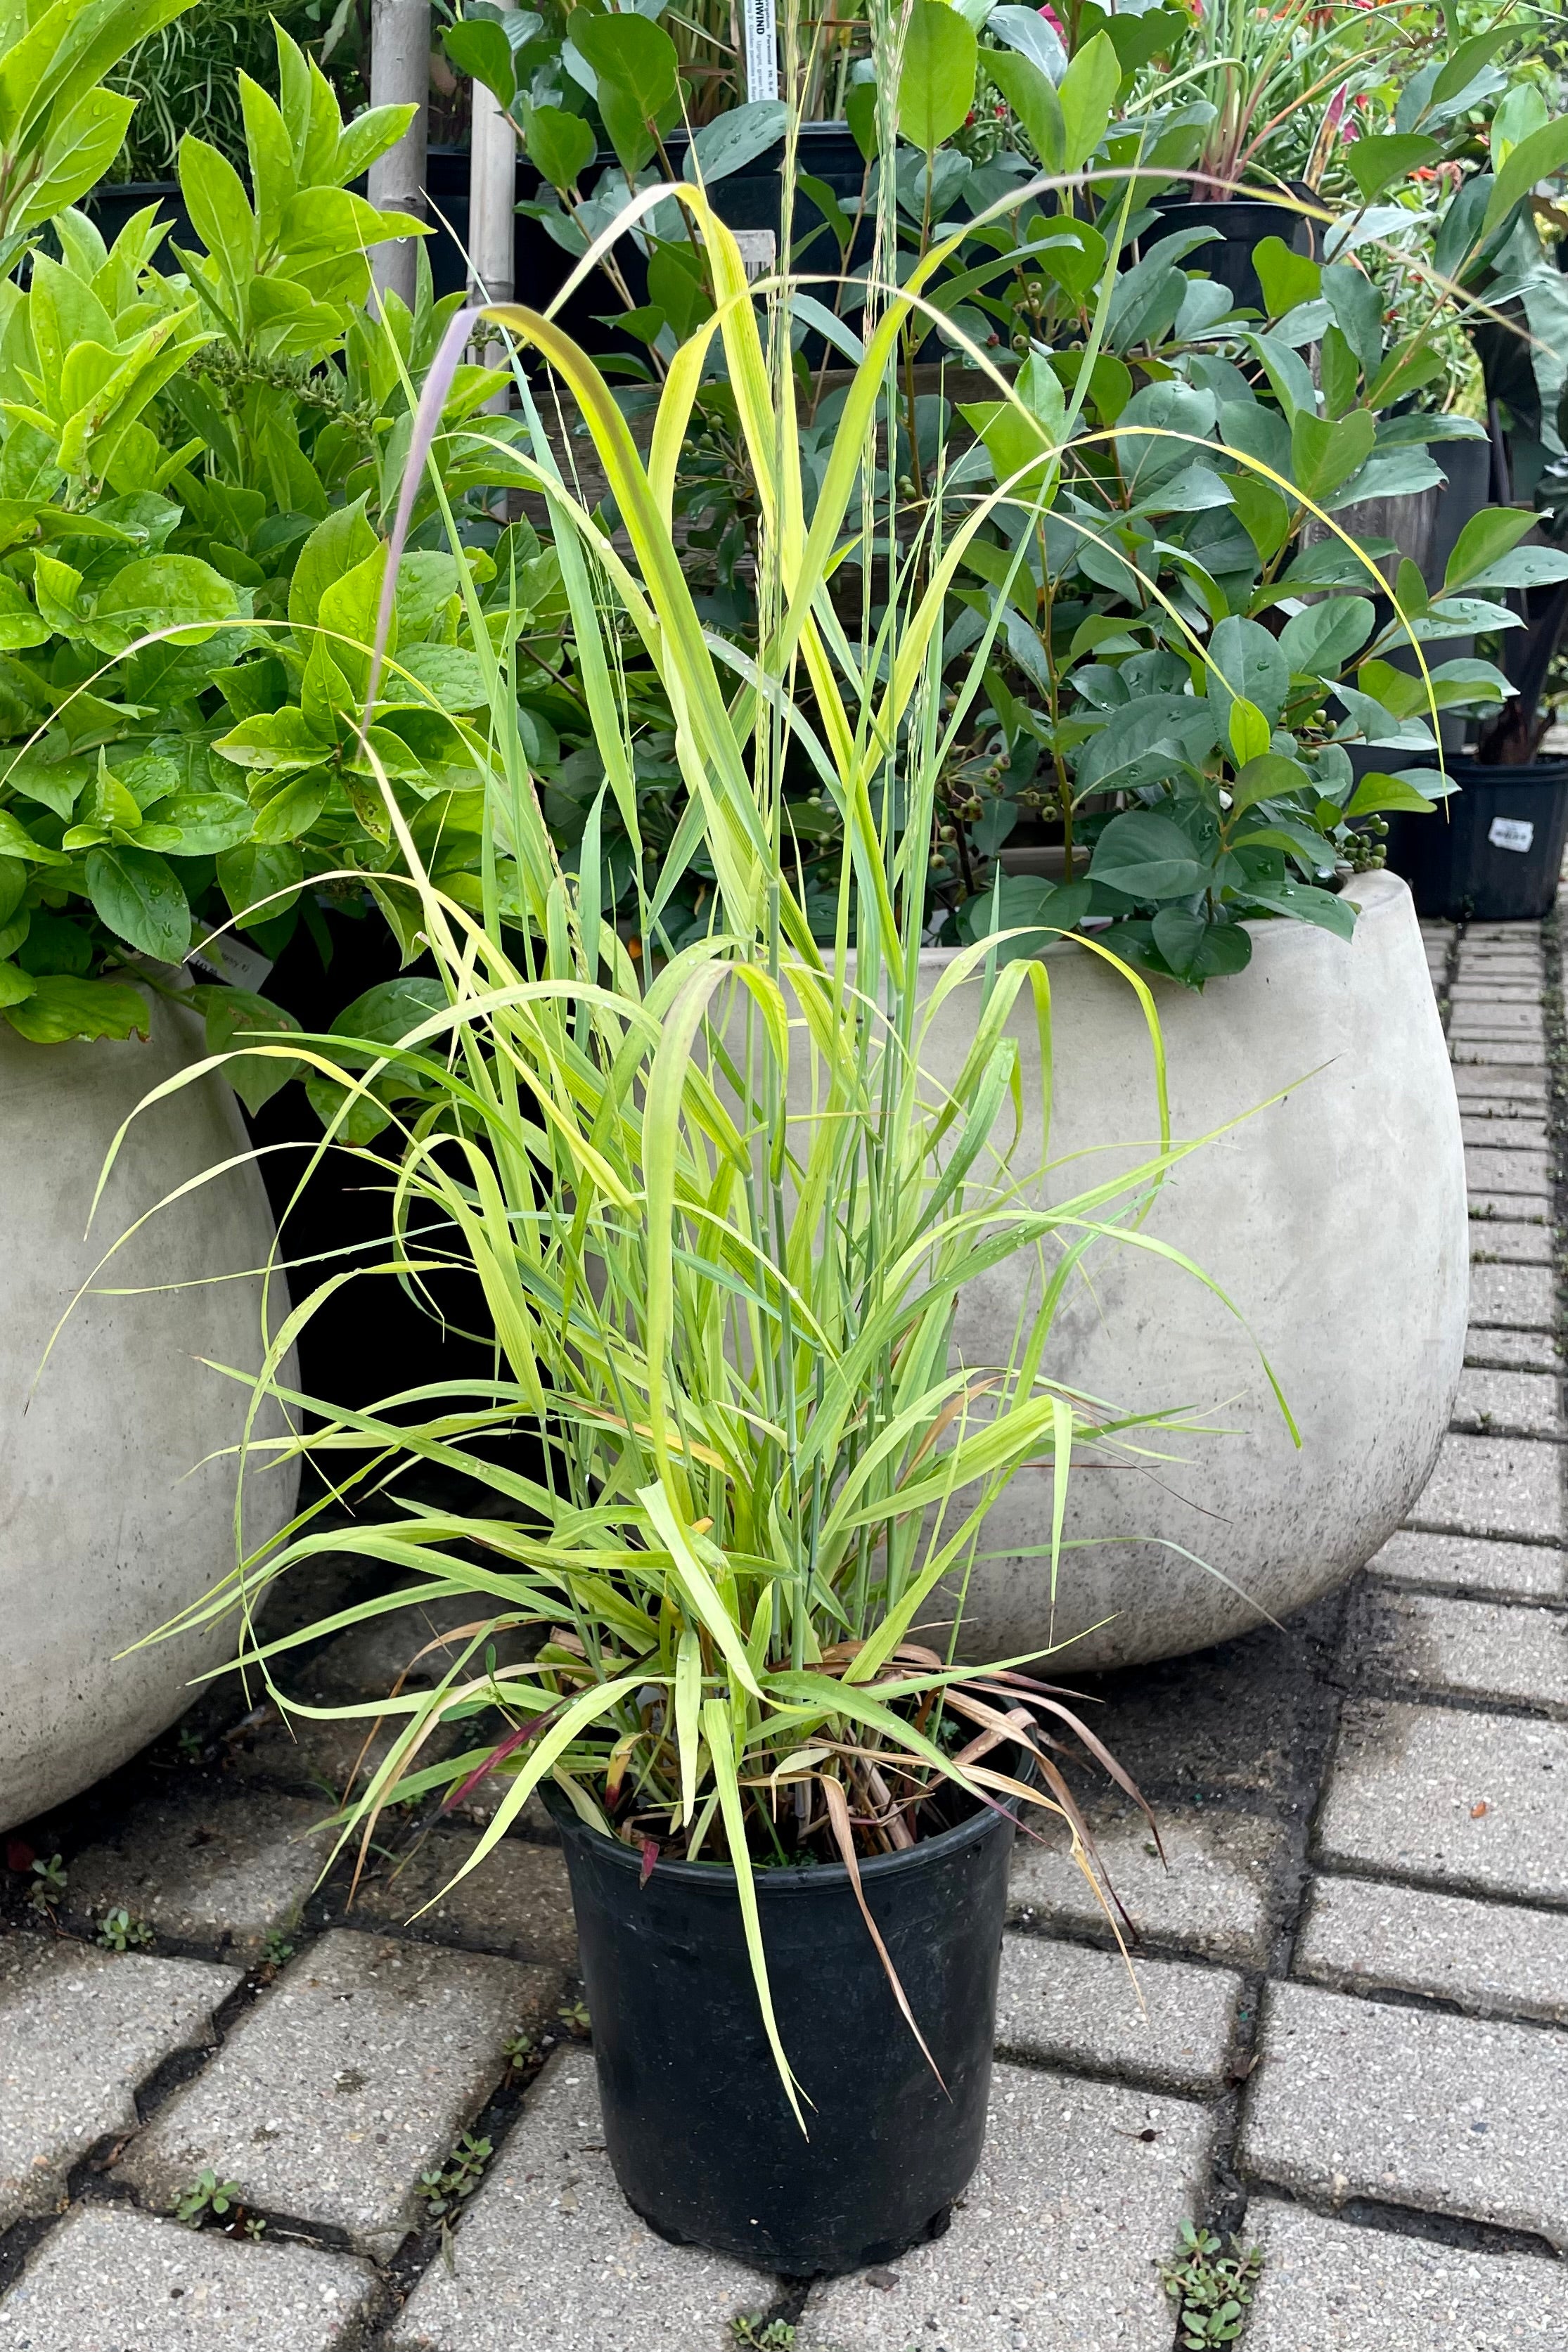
0, 25, 529, 1047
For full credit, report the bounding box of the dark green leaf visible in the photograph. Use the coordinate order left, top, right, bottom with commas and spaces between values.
1088, 807, 1213, 900
1278, 596, 1375, 679
1345, 134, 1441, 202
84, 844, 191, 963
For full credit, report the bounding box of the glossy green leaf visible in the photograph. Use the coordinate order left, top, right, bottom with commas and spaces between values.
84, 843, 191, 962
897, 0, 977, 153
444, 18, 517, 107
3, 972, 149, 1042
683, 98, 788, 184
1088, 807, 1212, 899
1278, 596, 1375, 679
1345, 133, 1441, 202
1482, 118, 1568, 238
217, 840, 304, 930
1444, 506, 1537, 591
983, 49, 1063, 172
520, 101, 595, 193
1208, 615, 1290, 726
1344, 770, 1437, 818
1252, 236, 1320, 320
1056, 31, 1119, 172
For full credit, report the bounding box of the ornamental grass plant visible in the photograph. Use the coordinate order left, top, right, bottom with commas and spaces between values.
107, 150, 1316, 2089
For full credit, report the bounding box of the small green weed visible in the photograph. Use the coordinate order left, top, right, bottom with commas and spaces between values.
26, 1855, 67, 1915
557, 1998, 591, 2035
259, 1927, 295, 1970
96, 1907, 153, 1952
1159, 2221, 1264, 2348
417, 2133, 492, 2223
501, 2029, 534, 2075
173, 2169, 243, 2228
175, 1727, 205, 1761
731, 2321, 795, 2349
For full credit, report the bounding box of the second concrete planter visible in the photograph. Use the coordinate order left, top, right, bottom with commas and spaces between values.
918, 869, 1465, 1669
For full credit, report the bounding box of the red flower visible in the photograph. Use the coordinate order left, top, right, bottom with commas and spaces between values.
1037, 1, 1067, 33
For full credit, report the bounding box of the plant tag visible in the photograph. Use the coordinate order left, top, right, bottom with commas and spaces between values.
731, 229, 776, 281
741, 0, 778, 100
190, 931, 275, 990
1488, 816, 1534, 854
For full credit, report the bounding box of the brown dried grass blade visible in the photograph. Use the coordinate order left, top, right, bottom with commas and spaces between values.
822, 1777, 946, 2093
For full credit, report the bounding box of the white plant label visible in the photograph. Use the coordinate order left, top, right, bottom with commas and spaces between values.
731, 229, 777, 280
1488, 816, 1534, 854
743, 0, 778, 101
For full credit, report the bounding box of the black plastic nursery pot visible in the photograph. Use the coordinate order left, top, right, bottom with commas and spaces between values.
1384, 758, 1568, 923
541, 1756, 1026, 2276
1143, 189, 1317, 313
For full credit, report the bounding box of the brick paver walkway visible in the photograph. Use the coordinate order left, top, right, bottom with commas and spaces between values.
4, 903, 1568, 2346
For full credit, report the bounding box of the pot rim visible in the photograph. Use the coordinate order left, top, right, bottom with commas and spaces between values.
1441, 757, 1568, 786
541, 1740, 1033, 1897
900, 863, 1409, 974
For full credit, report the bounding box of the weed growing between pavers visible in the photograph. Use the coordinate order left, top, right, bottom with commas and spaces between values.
172, 2168, 265, 2239
259, 1927, 297, 1974
1159, 2221, 1264, 2347
418, 2130, 493, 2271
94, 1908, 152, 1953
732, 2321, 795, 2349
23, 1853, 65, 1918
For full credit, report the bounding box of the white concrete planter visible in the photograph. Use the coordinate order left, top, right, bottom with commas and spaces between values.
0, 1001, 295, 1832
920, 870, 1467, 1669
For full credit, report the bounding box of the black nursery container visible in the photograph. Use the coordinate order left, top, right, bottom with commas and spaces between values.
1385, 758, 1568, 923
1143, 189, 1318, 313
542, 1760, 1024, 2276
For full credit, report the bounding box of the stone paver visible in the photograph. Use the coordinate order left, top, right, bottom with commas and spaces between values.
1246, 2199, 1568, 2350
1471, 1193, 1550, 1223
343, 1830, 575, 1971
995, 1933, 1240, 2092
1467, 1264, 1560, 1329
1240, 1979, 1568, 2249
1466, 1147, 1552, 1193
386, 2050, 759, 2351
1471, 1221, 1555, 1265
1009, 1794, 1285, 1965
1452, 1368, 1562, 1437
1462, 1117, 1549, 1150
1453, 1067, 1549, 1103
1368, 1529, 1566, 1602
117, 1931, 549, 2259
1466, 1328, 1565, 1374
0, 2202, 379, 2351
0, 1941, 242, 2228
65, 1789, 334, 1957
797, 2066, 1209, 2351
1409, 1434, 1564, 1539
1347, 1587, 1568, 1713
1297, 1874, 1568, 2025
1449, 1012, 1546, 1041
221, 1695, 467, 1807
1316, 1699, 1568, 1903
1451, 1041, 1548, 1067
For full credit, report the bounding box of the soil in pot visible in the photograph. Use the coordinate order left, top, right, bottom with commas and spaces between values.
1384, 757, 1568, 922
543, 1759, 1026, 2275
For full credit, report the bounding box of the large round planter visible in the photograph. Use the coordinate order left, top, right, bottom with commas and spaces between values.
543, 1766, 1022, 2275
924, 870, 1466, 1669
0, 1000, 297, 1833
